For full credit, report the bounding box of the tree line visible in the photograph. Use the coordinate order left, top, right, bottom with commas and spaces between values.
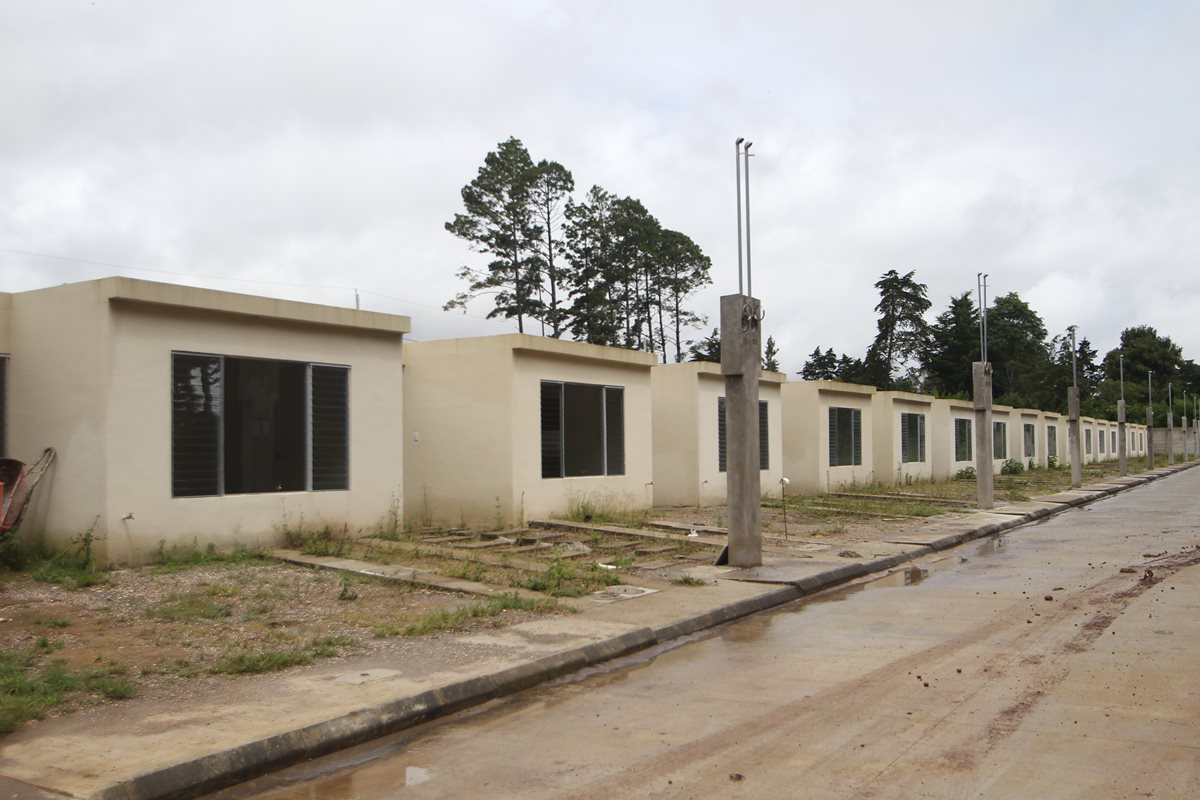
445, 137, 712, 363
800, 270, 1200, 424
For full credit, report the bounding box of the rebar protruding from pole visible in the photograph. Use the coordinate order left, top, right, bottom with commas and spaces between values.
744, 141, 753, 298
735, 138, 744, 295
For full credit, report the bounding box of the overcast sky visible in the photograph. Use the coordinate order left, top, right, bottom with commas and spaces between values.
4, 1, 1199, 372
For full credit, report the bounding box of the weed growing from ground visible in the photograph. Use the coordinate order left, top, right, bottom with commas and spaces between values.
372, 594, 562, 638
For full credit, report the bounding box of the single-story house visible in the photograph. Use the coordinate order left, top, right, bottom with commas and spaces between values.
871, 390, 936, 486
650, 361, 785, 507
781, 380, 876, 493
929, 398, 976, 481
1, 277, 410, 565
403, 334, 656, 528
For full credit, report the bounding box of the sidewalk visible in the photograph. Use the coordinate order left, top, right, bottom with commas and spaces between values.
1, 464, 1194, 800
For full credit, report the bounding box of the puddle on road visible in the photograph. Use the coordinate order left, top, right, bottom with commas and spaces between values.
975, 536, 1010, 557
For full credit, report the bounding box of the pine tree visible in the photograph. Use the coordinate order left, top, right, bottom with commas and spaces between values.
444, 138, 541, 332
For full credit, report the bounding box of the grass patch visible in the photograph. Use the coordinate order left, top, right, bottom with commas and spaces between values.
32, 618, 71, 629
285, 524, 353, 557
149, 592, 232, 622
671, 574, 708, 586
373, 594, 562, 638
564, 494, 650, 528
152, 541, 270, 574
520, 559, 620, 597
209, 635, 357, 675
0, 646, 137, 735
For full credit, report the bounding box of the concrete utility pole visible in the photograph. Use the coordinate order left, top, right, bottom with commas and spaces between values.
1067, 326, 1082, 489
1147, 371, 1155, 469
1183, 389, 1189, 462
1117, 354, 1127, 477
1167, 384, 1175, 465
720, 138, 762, 568
973, 273, 993, 509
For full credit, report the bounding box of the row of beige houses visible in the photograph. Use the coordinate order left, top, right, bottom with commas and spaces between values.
1, 279, 1147, 565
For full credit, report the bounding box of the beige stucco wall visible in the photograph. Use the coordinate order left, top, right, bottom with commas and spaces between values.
929, 399, 974, 480
6, 281, 112, 549
512, 345, 655, 523
651, 362, 784, 507
0, 292, 12, 353
872, 391, 935, 485
7, 278, 409, 564
782, 381, 876, 493
650, 364, 699, 506
403, 337, 517, 529
405, 334, 657, 528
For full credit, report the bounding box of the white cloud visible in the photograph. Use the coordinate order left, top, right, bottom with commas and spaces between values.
4, 0, 1200, 371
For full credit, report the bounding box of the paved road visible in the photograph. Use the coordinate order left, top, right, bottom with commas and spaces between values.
221, 472, 1200, 800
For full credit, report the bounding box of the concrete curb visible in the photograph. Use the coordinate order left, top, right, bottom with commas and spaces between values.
93, 462, 1199, 800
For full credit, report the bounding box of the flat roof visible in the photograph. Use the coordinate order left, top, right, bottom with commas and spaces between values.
35, 276, 411, 335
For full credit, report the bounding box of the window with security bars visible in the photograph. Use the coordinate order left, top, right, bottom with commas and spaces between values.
1047, 425, 1057, 458
171, 353, 349, 497
954, 418, 972, 462
993, 421, 1007, 459
1098, 429, 1106, 453
1023, 424, 1035, 458
1085, 429, 1092, 455
540, 381, 624, 478
1111, 431, 1117, 453
900, 412, 925, 463
829, 406, 862, 467
717, 398, 770, 472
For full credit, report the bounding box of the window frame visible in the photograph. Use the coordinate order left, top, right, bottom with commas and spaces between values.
718, 397, 770, 472
900, 412, 926, 464
829, 406, 863, 467
954, 417, 972, 462
170, 351, 350, 498
1023, 423, 1036, 459
993, 421, 1007, 460
540, 380, 625, 479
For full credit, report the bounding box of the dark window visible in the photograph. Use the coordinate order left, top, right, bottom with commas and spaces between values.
900, 412, 925, 463
718, 398, 770, 472
1111, 431, 1117, 453
993, 421, 1007, 459
1047, 425, 1057, 457
1085, 429, 1093, 455
1098, 427, 1106, 453
1023, 423, 1036, 458
954, 418, 972, 462
171, 353, 349, 497
540, 381, 625, 478
829, 406, 862, 467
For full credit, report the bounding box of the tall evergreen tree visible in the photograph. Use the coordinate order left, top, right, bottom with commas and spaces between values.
762, 336, 781, 372
444, 137, 541, 332
528, 159, 574, 338
920, 292, 979, 397
986, 292, 1050, 405
800, 347, 838, 380
865, 270, 931, 390
655, 228, 711, 363
687, 329, 721, 363
563, 186, 622, 345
